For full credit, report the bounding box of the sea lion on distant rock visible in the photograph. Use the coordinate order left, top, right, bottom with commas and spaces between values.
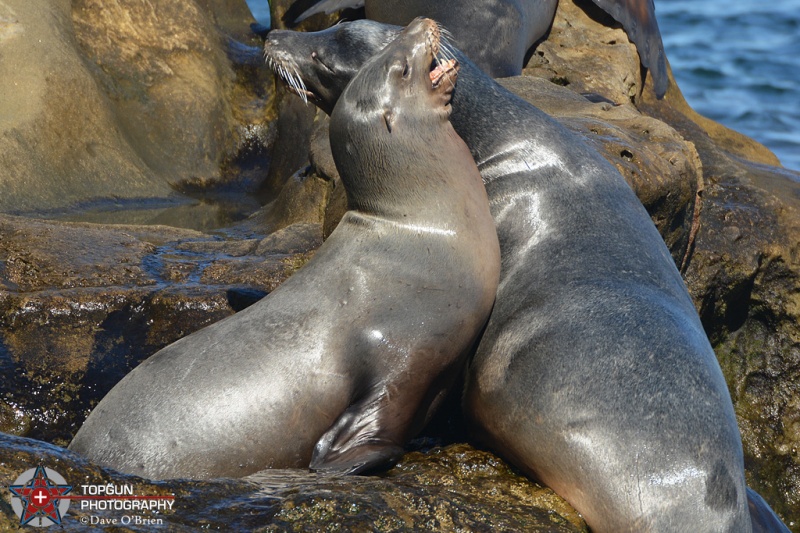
69, 19, 500, 480
263, 20, 789, 532
296, 0, 557, 79
295, 0, 667, 97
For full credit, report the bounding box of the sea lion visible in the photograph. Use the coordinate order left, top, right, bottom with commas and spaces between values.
295, 0, 557, 79
69, 19, 500, 480
263, 20, 790, 532
294, 0, 667, 97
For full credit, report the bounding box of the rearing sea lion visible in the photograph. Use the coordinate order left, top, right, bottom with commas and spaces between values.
263, 20, 789, 532
69, 19, 500, 480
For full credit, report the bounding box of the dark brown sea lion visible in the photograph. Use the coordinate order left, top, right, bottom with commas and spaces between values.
69, 18, 500, 481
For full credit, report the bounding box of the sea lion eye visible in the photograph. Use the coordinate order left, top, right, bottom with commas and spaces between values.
402, 63, 409, 78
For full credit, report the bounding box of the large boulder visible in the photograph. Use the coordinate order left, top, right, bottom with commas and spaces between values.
0, 0, 273, 214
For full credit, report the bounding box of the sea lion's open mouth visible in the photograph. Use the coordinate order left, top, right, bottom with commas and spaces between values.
430, 58, 459, 90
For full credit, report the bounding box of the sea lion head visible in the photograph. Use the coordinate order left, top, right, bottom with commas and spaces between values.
332, 17, 460, 142
328, 17, 461, 213
264, 20, 401, 115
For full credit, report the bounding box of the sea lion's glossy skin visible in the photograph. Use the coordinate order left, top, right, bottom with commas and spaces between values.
263, 20, 789, 531
69, 19, 500, 481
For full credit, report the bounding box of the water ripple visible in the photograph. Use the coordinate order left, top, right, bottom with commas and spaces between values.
659, 0, 800, 170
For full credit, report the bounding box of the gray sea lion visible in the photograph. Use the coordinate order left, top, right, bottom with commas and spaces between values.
295, 0, 667, 97
68, 20, 500, 480
263, 20, 789, 532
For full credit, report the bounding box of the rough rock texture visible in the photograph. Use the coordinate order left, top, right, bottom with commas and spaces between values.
525, 0, 781, 168
0, 435, 586, 532
0, 214, 318, 445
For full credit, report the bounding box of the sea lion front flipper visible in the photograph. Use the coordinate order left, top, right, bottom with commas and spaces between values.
295, 0, 366, 23
590, 0, 668, 98
309, 394, 405, 475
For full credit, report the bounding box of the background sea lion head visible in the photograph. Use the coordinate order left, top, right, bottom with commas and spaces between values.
265, 20, 400, 115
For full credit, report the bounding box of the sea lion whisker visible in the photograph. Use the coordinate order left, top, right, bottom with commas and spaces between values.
437, 46, 455, 69
275, 62, 309, 104
442, 42, 458, 64
293, 66, 310, 104
438, 25, 458, 50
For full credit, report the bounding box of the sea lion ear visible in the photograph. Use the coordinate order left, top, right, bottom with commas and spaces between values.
383, 108, 395, 133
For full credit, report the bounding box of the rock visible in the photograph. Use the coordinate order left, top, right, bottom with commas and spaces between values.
0, 1, 170, 213
0, 0, 274, 215
0, 214, 316, 446
525, 0, 780, 167
255, 223, 323, 255
0, 434, 587, 532
257, 91, 318, 200
240, 165, 331, 236
676, 155, 800, 524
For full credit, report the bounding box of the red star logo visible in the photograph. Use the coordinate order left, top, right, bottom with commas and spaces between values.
9, 466, 72, 526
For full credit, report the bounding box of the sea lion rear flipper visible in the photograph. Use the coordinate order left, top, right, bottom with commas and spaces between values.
590, 0, 668, 98
309, 395, 405, 475
295, 0, 366, 23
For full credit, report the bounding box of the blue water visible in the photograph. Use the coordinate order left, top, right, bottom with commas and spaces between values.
245, 0, 271, 27
658, 0, 800, 170
243, 0, 800, 171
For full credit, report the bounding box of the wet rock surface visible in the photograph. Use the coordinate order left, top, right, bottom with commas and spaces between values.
0, 214, 316, 446
1, 0, 799, 530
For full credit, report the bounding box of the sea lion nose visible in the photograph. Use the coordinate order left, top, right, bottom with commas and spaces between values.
404, 17, 436, 36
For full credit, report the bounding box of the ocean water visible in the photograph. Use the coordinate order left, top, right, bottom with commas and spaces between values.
658, 0, 800, 170
243, 0, 800, 170
245, 0, 271, 27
